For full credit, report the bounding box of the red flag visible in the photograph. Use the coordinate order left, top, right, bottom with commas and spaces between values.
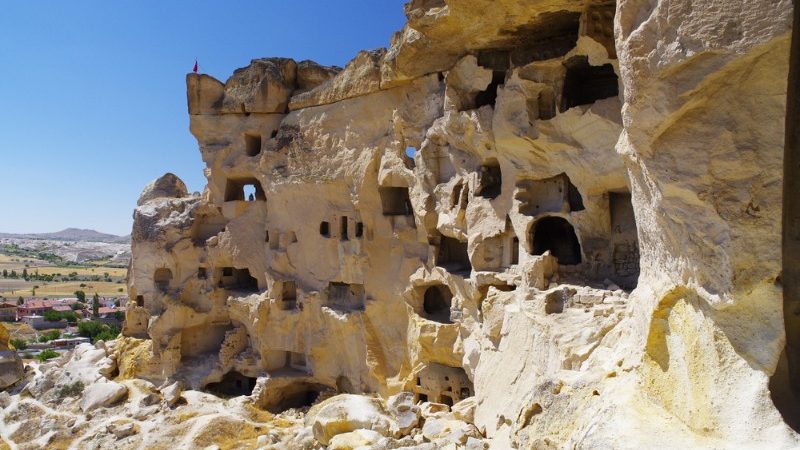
193, 60, 198, 73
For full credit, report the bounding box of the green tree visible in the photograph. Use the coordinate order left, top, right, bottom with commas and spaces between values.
21, 268, 27, 280
38, 330, 61, 342
78, 321, 119, 343
9, 270, 16, 278
74, 290, 86, 302
35, 349, 59, 362
43, 309, 63, 322
2, 269, 7, 278
92, 293, 100, 318
16, 296, 23, 306
10, 338, 27, 350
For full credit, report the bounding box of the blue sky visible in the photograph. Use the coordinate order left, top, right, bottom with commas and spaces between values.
0, 1, 406, 235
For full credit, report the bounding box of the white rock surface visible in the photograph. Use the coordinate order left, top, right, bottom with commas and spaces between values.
80, 380, 128, 412
310, 394, 397, 445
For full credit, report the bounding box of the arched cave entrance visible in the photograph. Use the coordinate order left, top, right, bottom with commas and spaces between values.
422, 284, 453, 324
205, 371, 257, 398
264, 382, 326, 413
531, 217, 581, 265
560, 56, 619, 112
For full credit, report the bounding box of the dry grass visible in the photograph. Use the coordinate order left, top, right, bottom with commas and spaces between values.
29, 266, 127, 277
0, 280, 126, 297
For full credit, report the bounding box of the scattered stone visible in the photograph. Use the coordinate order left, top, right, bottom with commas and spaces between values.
79, 381, 127, 412
107, 421, 137, 439
421, 417, 481, 445
328, 429, 384, 449
451, 397, 477, 424
160, 381, 183, 407
420, 402, 449, 419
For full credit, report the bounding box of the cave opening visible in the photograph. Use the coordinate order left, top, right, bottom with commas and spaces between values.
219, 268, 259, 293
340, 216, 349, 241
327, 282, 365, 312
560, 56, 619, 112
531, 217, 582, 265
437, 236, 472, 274
422, 284, 453, 324
475, 71, 506, 109
610, 191, 640, 289
413, 364, 474, 407
279, 280, 297, 310
476, 159, 502, 199
511, 236, 520, 265
264, 383, 325, 413
224, 177, 266, 202
206, 371, 257, 398
379, 187, 413, 216
516, 173, 583, 216
244, 133, 262, 157
154, 268, 172, 292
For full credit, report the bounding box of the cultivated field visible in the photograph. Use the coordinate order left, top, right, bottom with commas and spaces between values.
0, 253, 127, 298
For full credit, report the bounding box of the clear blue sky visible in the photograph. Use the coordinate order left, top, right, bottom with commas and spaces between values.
0, 1, 406, 236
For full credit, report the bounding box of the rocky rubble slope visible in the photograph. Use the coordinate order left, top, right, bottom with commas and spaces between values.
0, 341, 488, 449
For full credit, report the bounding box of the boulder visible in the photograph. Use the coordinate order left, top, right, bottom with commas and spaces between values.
160, 380, 183, 407
221, 57, 297, 113
80, 380, 128, 412
387, 392, 420, 435
328, 429, 384, 450
420, 401, 450, 418
296, 60, 341, 94
310, 394, 397, 445
0, 350, 23, 390
137, 173, 188, 206
451, 397, 477, 424
421, 417, 482, 445
107, 421, 137, 439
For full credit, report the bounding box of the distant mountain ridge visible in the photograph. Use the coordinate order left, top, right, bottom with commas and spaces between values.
0, 228, 131, 244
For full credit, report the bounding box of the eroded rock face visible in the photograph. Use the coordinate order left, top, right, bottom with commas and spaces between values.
0, 324, 23, 390
112, 0, 800, 448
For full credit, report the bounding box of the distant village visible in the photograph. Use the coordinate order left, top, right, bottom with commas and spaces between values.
0, 296, 126, 358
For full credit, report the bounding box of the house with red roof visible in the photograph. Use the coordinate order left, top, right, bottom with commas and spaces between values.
0, 302, 17, 322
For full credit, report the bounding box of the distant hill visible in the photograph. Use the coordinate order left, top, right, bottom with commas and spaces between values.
0, 228, 131, 244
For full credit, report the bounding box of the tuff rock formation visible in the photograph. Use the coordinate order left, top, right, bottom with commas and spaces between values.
0, 324, 23, 390
2, 0, 799, 448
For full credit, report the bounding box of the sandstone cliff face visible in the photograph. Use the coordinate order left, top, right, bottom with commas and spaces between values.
115, 0, 799, 448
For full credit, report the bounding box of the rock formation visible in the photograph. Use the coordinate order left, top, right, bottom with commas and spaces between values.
0, 324, 23, 390
2, 0, 799, 448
